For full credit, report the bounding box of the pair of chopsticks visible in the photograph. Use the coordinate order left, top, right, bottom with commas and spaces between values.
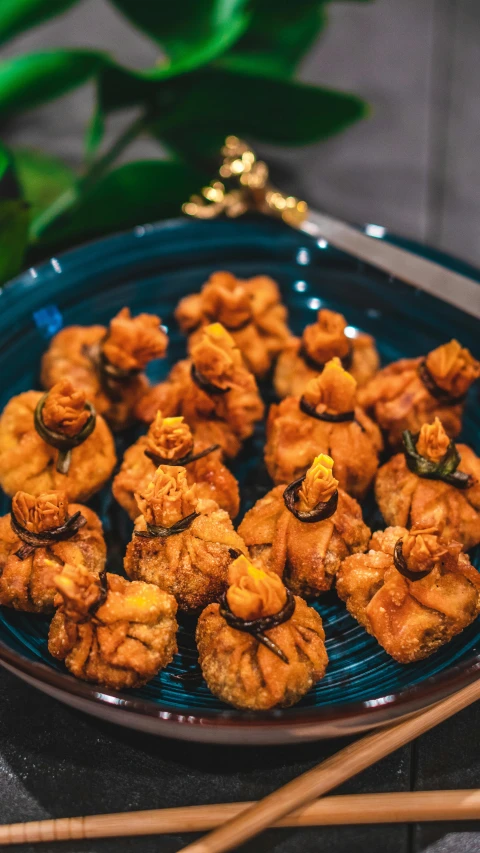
1, 677, 479, 849
2, 791, 480, 846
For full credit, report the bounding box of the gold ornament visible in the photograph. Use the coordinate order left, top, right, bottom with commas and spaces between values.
183, 136, 308, 229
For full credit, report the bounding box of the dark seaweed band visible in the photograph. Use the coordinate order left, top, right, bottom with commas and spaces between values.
283, 475, 338, 523
228, 547, 243, 559
34, 394, 96, 475
299, 397, 355, 423
219, 588, 295, 664
144, 443, 220, 468
89, 570, 108, 619
299, 343, 353, 373
135, 511, 200, 539
418, 360, 466, 405
402, 430, 473, 489
190, 363, 230, 395
11, 509, 87, 560
394, 539, 432, 582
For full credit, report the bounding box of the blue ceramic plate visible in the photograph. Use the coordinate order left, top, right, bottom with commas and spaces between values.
1, 215, 479, 744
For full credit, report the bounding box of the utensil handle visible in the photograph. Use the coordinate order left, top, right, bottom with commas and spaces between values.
178, 677, 480, 853
304, 211, 480, 319
1, 790, 480, 846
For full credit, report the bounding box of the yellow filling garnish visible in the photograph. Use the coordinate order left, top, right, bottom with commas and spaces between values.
297, 454, 338, 511
416, 418, 450, 462
12, 490, 69, 533
401, 527, 446, 574
227, 555, 287, 620
148, 412, 194, 459
135, 465, 197, 526
205, 322, 235, 344
425, 339, 480, 394
302, 357, 357, 414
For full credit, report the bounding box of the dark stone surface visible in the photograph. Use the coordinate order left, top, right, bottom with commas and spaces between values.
0, 668, 478, 853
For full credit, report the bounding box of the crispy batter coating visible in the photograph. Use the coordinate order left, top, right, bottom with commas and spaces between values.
336, 526, 480, 663
113, 412, 240, 520
274, 309, 379, 398
375, 419, 480, 548
49, 564, 178, 689
124, 466, 247, 612
0, 383, 116, 501
0, 491, 105, 612
196, 555, 328, 710
176, 271, 291, 378
265, 358, 382, 498
41, 308, 168, 430
239, 455, 371, 597
134, 323, 264, 458
358, 340, 480, 448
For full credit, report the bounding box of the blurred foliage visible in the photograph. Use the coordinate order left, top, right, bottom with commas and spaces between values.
0, 0, 371, 282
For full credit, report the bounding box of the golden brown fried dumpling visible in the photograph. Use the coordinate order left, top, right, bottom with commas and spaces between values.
48, 564, 178, 689
265, 358, 382, 499
358, 339, 480, 449
239, 455, 370, 597
0, 380, 116, 501
113, 412, 240, 520
336, 525, 480, 663
124, 465, 247, 612
274, 308, 379, 398
0, 490, 105, 613
375, 418, 480, 549
41, 308, 168, 430
196, 554, 328, 710
135, 323, 264, 458
176, 271, 291, 378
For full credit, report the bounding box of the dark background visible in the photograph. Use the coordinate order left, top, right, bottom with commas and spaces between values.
0, 667, 479, 853
0, 2, 479, 851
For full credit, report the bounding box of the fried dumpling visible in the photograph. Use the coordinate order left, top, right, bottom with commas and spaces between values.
0, 380, 116, 500
336, 525, 480, 663
196, 554, 328, 710
113, 412, 240, 520
375, 418, 480, 549
41, 308, 168, 430
239, 455, 371, 597
0, 490, 105, 612
49, 564, 178, 689
265, 358, 382, 499
124, 465, 247, 612
358, 339, 480, 449
274, 308, 379, 399
134, 323, 264, 458
176, 270, 291, 378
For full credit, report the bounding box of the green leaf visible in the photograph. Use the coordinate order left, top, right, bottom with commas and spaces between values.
0, 0, 80, 47
0, 143, 21, 200
0, 199, 30, 282
228, 1, 328, 78
35, 159, 204, 246
110, 0, 250, 76
0, 50, 104, 118
12, 148, 75, 221
148, 64, 368, 165
84, 108, 105, 162
0, 142, 29, 283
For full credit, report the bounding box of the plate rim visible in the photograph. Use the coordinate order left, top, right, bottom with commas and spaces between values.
1, 213, 480, 738
1, 637, 479, 733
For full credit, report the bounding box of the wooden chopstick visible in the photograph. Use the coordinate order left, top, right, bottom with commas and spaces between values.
178, 676, 480, 853
1, 790, 480, 846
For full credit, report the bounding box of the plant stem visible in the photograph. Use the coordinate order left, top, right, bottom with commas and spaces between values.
30, 112, 148, 241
